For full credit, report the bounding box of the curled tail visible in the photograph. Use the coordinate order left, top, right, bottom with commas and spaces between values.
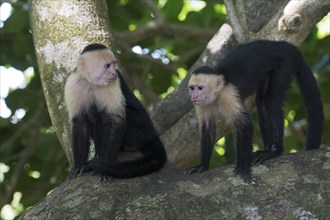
89, 138, 167, 178
295, 58, 324, 150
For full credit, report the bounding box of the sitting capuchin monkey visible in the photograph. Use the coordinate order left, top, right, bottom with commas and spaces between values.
64, 43, 167, 180
185, 40, 324, 182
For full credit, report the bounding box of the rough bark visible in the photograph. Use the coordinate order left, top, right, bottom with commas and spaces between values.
28, 0, 113, 166
20, 148, 330, 219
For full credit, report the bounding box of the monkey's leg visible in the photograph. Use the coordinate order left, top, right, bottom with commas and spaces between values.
256, 81, 271, 150
234, 111, 253, 183
92, 112, 104, 158
99, 113, 126, 162
83, 113, 126, 180
252, 77, 287, 165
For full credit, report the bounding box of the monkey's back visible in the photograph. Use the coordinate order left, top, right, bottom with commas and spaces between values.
215, 40, 301, 98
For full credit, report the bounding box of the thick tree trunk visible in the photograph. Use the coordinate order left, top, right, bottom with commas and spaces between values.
20, 148, 330, 219
28, 0, 113, 166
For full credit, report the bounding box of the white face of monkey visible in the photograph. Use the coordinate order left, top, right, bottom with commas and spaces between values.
188, 74, 224, 106
78, 49, 117, 86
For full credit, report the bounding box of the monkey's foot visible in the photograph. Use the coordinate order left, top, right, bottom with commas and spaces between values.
67, 167, 84, 179
90, 172, 112, 182
67, 169, 78, 180
67, 164, 96, 180
184, 165, 208, 175
234, 166, 252, 183
252, 150, 282, 166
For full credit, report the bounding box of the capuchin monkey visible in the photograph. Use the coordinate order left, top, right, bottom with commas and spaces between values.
64, 43, 167, 179
185, 40, 324, 182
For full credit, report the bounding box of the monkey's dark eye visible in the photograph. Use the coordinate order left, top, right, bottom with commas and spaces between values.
198, 86, 204, 91
189, 86, 194, 91
105, 63, 111, 69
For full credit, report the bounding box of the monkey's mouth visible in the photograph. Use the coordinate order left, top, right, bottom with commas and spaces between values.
192, 100, 205, 105
105, 77, 117, 83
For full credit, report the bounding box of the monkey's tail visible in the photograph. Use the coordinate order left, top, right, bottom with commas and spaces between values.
88, 137, 167, 178
295, 57, 324, 150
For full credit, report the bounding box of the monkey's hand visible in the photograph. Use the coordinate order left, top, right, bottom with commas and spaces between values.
184, 165, 208, 175
234, 166, 252, 183
67, 164, 93, 180
67, 167, 83, 180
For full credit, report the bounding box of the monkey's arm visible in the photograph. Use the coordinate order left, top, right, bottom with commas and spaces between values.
233, 111, 253, 182
69, 115, 91, 179
185, 119, 216, 174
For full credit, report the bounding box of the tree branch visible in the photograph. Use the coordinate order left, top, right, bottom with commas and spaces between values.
235, 0, 248, 31
21, 148, 330, 219
259, 0, 330, 44
139, 0, 165, 22
224, 0, 248, 43
0, 92, 46, 152
1, 100, 46, 207
114, 22, 215, 46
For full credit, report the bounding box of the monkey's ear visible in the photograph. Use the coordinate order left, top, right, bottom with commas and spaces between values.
78, 56, 85, 68
215, 75, 225, 92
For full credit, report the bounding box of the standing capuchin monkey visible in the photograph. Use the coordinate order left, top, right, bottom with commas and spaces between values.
64, 43, 167, 179
185, 40, 324, 182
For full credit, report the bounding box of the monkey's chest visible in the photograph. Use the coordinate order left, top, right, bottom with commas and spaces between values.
91, 86, 125, 115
